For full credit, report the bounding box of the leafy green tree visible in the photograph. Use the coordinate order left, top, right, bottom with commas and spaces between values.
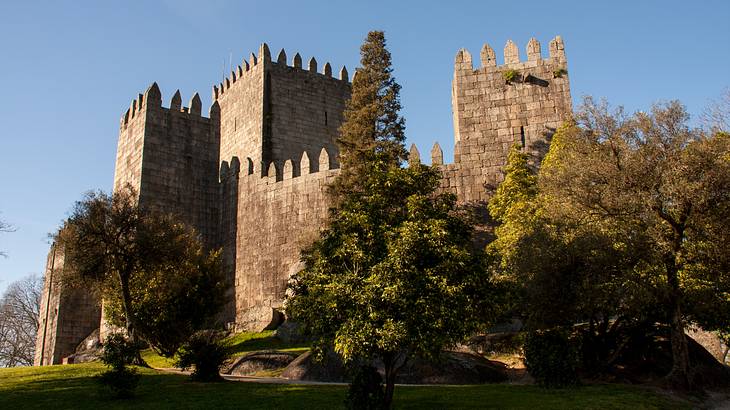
55, 186, 225, 363
287, 31, 494, 409
288, 161, 489, 408
539, 98, 730, 389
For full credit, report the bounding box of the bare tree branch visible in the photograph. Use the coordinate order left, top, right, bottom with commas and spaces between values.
0, 275, 42, 367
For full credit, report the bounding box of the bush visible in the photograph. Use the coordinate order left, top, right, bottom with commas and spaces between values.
98, 366, 140, 399
523, 328, 580, 388
345, 365, 385, 410
97, 333, 141, 398
502, 69, 519, 83
175, 330, 230, 382
552, 68, 568, 78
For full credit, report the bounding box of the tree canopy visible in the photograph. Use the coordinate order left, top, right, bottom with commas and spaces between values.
490, 97, 730, 389
55, 186, 225, 360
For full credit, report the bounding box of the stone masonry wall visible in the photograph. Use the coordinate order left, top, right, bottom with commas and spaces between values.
264, 47, 350, 172
134, 87, 221, 249
448, 36, 572, 203
37, 37, 575, 351
34, 245, 101, 365
216, 47, 266, 173
226, 149, 338, 328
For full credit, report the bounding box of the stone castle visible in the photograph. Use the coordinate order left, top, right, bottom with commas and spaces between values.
34, 36, 572, 366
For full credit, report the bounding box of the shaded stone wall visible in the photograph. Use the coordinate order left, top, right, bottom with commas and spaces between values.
34, 245, 101, 365
134, 88, 221, 249
226, 149, 338, 328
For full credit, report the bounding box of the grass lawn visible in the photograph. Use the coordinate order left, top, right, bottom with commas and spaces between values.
0, 362, 690, 409
140, 330, 310, 369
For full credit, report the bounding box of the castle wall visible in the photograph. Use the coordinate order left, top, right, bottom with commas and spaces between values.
34, 245, 100, 365
225, 150, 338, 328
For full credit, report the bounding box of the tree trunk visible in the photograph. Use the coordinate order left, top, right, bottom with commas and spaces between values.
117, 270, 147, 366
665, 260, 691, 390
383, 355, 396, 410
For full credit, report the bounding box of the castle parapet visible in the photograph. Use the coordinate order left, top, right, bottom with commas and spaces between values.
213, 43, 351, 102
120, 84, 212, 130
454, 36, 567, 73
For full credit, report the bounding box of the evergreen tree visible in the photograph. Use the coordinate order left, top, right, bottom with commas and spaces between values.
287, 31, 494, 409
331, 31, 407, 201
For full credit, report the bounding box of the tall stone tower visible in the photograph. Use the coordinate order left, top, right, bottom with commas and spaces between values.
438, 36, 572, 203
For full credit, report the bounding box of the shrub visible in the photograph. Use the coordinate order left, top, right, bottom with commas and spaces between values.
523, 328, 580, 388
502, 69, 520, 83
553, 68, 568, 78
97, 333, 141, 398
98, 366, 140, 399
345, 365, 385, 410
175, 330, 230, 382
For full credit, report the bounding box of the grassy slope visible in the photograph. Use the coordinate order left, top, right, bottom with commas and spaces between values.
0, 363, 689, 410
140, 330, 310, 369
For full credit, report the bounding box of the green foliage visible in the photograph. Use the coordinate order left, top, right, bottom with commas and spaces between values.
289, 161, 491, 362
345, 365, 385, 410
100, 334, 144, 371
552, 68, 568, 78
98, 366, 140, 399
524, 329, 580, 388
502, 69, 519, 83
332, 30, 408, 202
56, 186, 225, 360
98, 334, 141, 398
175, 330, 230, 382
536, 98, 730, 388
103, 248, 226, 358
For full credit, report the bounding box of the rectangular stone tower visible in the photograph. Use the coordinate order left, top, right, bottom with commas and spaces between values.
442, 36, 572, 202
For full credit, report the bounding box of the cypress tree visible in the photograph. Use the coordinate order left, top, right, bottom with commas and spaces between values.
331, 31, 407, 201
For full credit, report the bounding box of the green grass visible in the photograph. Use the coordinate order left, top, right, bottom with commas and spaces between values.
139, 330, 310, 370
226, 330, 310, 356
0, 362, 690, 409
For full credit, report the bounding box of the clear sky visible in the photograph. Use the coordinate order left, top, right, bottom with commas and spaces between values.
0, 0, 729, 293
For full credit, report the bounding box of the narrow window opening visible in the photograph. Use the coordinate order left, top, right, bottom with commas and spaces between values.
520, 126, 525, 148
324, 111, 328, 126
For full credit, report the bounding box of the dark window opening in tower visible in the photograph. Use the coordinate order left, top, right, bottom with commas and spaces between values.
520, 126, 525, 148
324, 111, 328, 126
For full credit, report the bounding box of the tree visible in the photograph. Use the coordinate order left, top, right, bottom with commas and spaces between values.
330, 30, 407, 202
54, 186, 225, 363
287, 31, 494, 409
0, 275, 42, 367
488, 141, 654, 376
538, 98, 730, 389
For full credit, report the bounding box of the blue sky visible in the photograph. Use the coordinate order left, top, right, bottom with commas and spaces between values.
0, 0, 729, 293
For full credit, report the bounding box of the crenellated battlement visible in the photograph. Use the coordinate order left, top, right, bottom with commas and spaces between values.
120, 82, 213, 130
220, 147, 338, 184
213, 43, 350, 101
455, 36, 566, 74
